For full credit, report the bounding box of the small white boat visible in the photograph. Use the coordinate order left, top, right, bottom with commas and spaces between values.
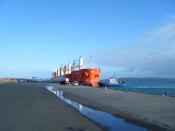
99, 78, 120, 87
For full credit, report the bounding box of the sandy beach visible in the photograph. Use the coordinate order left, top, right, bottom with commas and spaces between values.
51, 84, 175, 131
0, 83, 103, 131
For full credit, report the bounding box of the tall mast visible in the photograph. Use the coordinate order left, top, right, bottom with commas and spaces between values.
89, 56, 92, 68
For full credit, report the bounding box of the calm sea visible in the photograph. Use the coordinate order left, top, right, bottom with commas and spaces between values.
109, 78, 175, 97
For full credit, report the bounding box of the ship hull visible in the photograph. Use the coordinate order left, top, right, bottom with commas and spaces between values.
66, 68, 100, 87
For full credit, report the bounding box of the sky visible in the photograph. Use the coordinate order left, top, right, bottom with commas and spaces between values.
0, 0, 175, 79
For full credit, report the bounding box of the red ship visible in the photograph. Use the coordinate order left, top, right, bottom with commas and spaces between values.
52, 57, 101, 87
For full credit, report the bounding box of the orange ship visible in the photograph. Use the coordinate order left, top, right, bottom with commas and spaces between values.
52, 57, 101, 87
66, 68, 100, 87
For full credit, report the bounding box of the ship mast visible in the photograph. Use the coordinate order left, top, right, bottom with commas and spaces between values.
89, 56, 92, 68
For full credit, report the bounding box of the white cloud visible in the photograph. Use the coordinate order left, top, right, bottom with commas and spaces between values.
95, 20, 175, 78
137, 20, 175, 45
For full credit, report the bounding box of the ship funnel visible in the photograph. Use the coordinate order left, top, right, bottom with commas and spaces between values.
79, 56, 84, 69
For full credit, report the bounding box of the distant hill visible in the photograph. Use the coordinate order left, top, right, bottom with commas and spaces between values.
0, 78, 17, 84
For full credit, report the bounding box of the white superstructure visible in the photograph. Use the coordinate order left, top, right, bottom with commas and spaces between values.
52, 56, 85, 78
79, 56, 84, 69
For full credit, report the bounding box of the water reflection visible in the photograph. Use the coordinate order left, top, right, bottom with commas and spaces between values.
46, 86, 147, 131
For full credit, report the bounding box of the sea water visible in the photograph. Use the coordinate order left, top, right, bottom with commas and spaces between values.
110, 78, 175, 96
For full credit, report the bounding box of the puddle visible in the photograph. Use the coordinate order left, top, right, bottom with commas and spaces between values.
46, 86, 147, 131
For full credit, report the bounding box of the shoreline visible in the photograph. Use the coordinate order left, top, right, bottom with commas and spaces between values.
51, 84, 175, 131
63, 90, 167, 131
65, 93, 169, 131
107, 87, 175, 97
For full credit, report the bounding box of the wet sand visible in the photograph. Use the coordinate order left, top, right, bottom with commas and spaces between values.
0, 83, 103, 131
51, 84, 175, 131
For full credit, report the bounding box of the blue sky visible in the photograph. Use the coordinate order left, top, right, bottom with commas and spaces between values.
0, 0, 175, 79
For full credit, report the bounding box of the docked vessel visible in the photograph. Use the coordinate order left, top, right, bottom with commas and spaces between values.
52, 56, 101, 87
99, 78, 120, 87
99, 73, 126, 87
